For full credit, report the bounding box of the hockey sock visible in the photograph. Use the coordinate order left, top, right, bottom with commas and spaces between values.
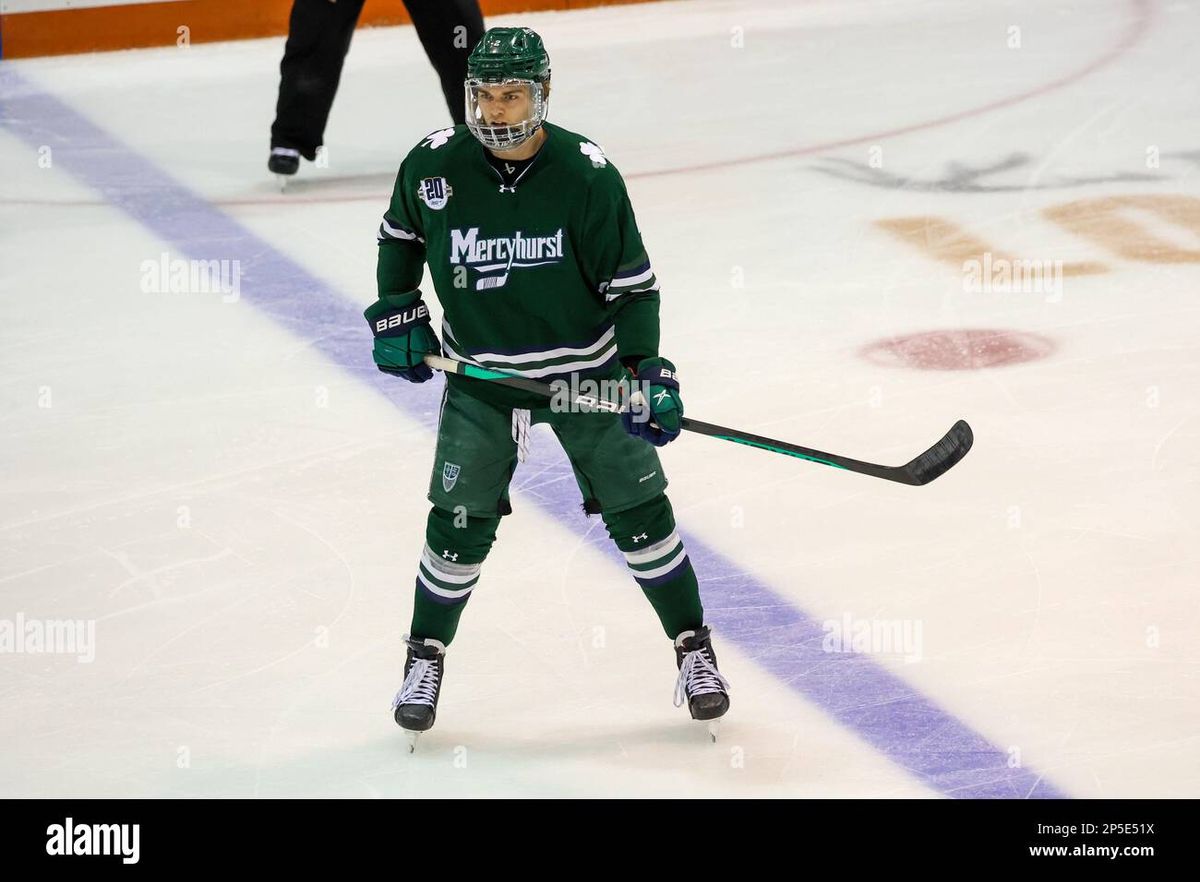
603, 494, 704, 639
410, 506, 500, 646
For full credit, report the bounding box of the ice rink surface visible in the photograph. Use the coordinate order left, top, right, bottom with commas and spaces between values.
1, 0, 1198, 797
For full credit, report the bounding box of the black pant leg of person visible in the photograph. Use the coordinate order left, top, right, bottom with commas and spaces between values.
271, 0, 367, 159
402, 0, 486, 125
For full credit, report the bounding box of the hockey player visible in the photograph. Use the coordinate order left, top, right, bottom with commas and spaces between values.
365, 27, 730, 745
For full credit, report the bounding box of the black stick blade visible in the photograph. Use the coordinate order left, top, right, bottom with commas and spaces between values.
900, 420, 974, 485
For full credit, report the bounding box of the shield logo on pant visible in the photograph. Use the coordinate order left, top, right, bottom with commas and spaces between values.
442, 462, 461, 493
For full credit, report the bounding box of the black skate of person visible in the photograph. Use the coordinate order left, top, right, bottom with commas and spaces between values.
268, 0, 485, 177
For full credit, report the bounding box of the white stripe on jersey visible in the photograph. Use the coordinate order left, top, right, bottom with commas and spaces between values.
610, 266, 655, 288
443, 334, 618, 379
605, 281, 659, 303
378, 218, 424, 243
468, 327, 616, 365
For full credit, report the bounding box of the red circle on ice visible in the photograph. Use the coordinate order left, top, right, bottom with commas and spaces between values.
859, 329, 1055, 371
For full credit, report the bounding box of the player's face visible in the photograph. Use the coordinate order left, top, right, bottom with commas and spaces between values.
474, 84, 533, 126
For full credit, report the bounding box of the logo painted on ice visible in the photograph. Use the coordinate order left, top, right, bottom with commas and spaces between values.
423, 128, 456, 150
442, 462, 461, 493
580, 141, 608, 168
418, 177, 453, 210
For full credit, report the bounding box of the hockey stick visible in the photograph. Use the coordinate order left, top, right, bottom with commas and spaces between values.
422, 354, 973, 486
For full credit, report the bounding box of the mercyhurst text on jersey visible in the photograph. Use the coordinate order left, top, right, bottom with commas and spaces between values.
373, 121, 662, 409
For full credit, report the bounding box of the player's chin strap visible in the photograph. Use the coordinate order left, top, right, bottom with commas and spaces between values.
421, 355, 974, 486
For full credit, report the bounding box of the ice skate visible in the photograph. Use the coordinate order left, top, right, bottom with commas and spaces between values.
268, 147, 300, 191
673, 625, 730, 741
392, 635, 446, 752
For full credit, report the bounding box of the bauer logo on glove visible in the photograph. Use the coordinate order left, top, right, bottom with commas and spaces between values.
621, 357, 684, 447
374, 303, 429, 335
363, 296, 439, 383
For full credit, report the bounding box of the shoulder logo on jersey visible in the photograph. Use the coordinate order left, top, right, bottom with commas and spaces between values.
423, 128, 456, 150
442, 462, 461, 493
580, 141, 608, 168
418, 177, 453, 210
449, 227, 566, 291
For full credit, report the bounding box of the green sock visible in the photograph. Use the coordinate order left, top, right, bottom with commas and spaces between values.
636, 555, 705, 639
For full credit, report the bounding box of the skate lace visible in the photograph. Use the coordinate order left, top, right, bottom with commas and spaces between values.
673, 647, 730, 708
392, 657, 440, 709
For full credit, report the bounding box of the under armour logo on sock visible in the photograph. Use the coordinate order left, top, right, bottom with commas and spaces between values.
442, 550, 459, 561
632, 533, 648, 543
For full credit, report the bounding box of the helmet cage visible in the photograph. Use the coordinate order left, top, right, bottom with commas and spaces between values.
464, 78, 549, 151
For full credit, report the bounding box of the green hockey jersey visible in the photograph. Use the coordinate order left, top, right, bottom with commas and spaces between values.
373, 122, 661, 408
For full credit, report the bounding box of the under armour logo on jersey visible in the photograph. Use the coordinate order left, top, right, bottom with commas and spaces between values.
498, 184, 516, 194
580, 141, 608, 168
632, 533, 648, 543
422, 127, 456, 150
442, 550, 459, 561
